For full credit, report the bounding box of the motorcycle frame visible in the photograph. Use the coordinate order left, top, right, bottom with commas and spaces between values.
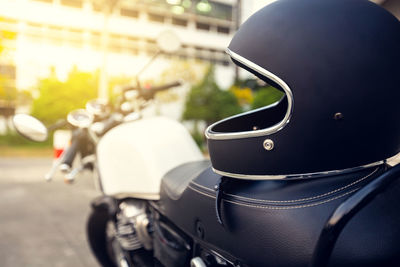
310, 163, 400, 267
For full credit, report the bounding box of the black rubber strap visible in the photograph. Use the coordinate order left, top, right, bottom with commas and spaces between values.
215, 177, 228, 226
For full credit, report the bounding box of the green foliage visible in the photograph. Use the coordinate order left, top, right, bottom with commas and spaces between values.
251, 86, 284, 109
183, 66, 242, 126
16, 89, 33, 106
31, 68, 98, 125
0, 78, 17, 101
191, 127, 206, 149
0, 28, 17, 105
0, 132, 52, 147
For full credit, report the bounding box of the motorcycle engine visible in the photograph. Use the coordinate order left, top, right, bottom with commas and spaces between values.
116, 200, 153, 251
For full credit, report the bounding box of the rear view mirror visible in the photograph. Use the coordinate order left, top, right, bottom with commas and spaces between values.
156, 30, 181, 54
13, 114, 48, 142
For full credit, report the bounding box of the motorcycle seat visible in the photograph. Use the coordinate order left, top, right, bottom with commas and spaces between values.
161, 160, 211, 200
159, 164, 400, 266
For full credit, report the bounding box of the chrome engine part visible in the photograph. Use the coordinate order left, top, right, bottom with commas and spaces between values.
116, 200, 153, 251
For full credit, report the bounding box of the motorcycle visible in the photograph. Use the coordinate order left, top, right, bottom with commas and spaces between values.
13, 89, 400, 267
11, 1, 400, 266
13, 76, 203, 267
12, 70, 400, 267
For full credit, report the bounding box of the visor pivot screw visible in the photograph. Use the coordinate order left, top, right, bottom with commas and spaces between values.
334, 112, 344, 120
263, 139, 274, 151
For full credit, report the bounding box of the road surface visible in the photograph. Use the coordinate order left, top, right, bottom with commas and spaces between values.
0, 157, 100, 267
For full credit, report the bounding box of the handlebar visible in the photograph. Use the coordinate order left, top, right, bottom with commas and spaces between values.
123, 80, 182, 101
59, 135, 79, 172
141, 81, 181, 100
47, 80, 181, 181
47, 119, 68, 132
145, 81, 182, 93
59, 128, 86, 172
95, 114, 123, 136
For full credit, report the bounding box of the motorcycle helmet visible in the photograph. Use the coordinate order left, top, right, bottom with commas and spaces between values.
206, 0, 400, 179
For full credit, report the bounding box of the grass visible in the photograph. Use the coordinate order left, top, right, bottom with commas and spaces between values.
0, 146, 53, 157
0, 132, 53, 157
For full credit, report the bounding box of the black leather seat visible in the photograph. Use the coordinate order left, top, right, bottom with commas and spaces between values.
161, 160, 211, 200
159, 164, 400, 266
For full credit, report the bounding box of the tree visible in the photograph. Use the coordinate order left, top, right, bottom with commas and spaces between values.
0, 77, 17, 102
158, 59, 208, 86
0, 20, 18, 133
230, 85, 253, 110
183, 65, 242, 126
251, 86, 284, 110
31, 68, 98, 125
0, 20, 17, 102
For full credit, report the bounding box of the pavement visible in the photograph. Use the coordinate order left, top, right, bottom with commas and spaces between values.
0, 157, 101, 267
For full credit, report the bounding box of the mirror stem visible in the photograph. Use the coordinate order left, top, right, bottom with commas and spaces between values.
135, 50, 161, 85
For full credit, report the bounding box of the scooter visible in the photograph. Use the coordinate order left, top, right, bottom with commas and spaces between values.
11, 0, 400, 266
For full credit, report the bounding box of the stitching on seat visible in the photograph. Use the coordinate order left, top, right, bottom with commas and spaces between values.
223, 189, 358, 210
189, 167, 378, 203
187, 185, 215, 198
187, 185, 358, 209
225, 167, 378, 203
190, 181, 215, 192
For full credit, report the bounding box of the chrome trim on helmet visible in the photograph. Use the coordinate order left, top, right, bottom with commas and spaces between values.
205, 48, 294, 140
212, 160, 385, 180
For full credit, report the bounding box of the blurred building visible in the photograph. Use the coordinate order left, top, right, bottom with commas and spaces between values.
0, 0, 394, 131
0, 0, 276, 93
0, 0, 397, 92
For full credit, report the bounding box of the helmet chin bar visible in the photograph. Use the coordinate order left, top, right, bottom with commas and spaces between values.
205, 48, 386, 180
212, 160, 385, 180
205, 48, 294, 140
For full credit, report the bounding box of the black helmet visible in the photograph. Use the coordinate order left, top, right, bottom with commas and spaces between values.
206, 0, 400, 179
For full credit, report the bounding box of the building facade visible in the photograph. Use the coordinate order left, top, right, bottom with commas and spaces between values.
0, 0, 273, 92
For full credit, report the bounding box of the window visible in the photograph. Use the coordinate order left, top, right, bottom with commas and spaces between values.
129, 0, 233, 22
32, 0, 53, 3
26, 23, 43, 42
218, 53, 231, 66
172, 17, 188, 27
92, 3, 102, 12
194, 46, 209, 61
178, 54, 188, 60
146, 38, 156, 45
211, 2, 233, 21
145, 38, 158, 54
148, 13, 164, 23
126, 36, 140, 54
90, 32, 101, 49
60, 0, 83, 8
194, 0, 233, 21
0, 17, 17, 24
0, 64, 16, 79
127, 47, 139, 55
47, 25, 63, 45
217, 26, 230, 34
220, 59, 230, 66
0, 20, 17, 48
67, 28, 83, 47
196, 22, 210, 31
109, 34, 124, 53
120, 8, 139, 18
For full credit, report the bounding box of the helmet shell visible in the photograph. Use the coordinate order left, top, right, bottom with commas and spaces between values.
206, 0, 400, 179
